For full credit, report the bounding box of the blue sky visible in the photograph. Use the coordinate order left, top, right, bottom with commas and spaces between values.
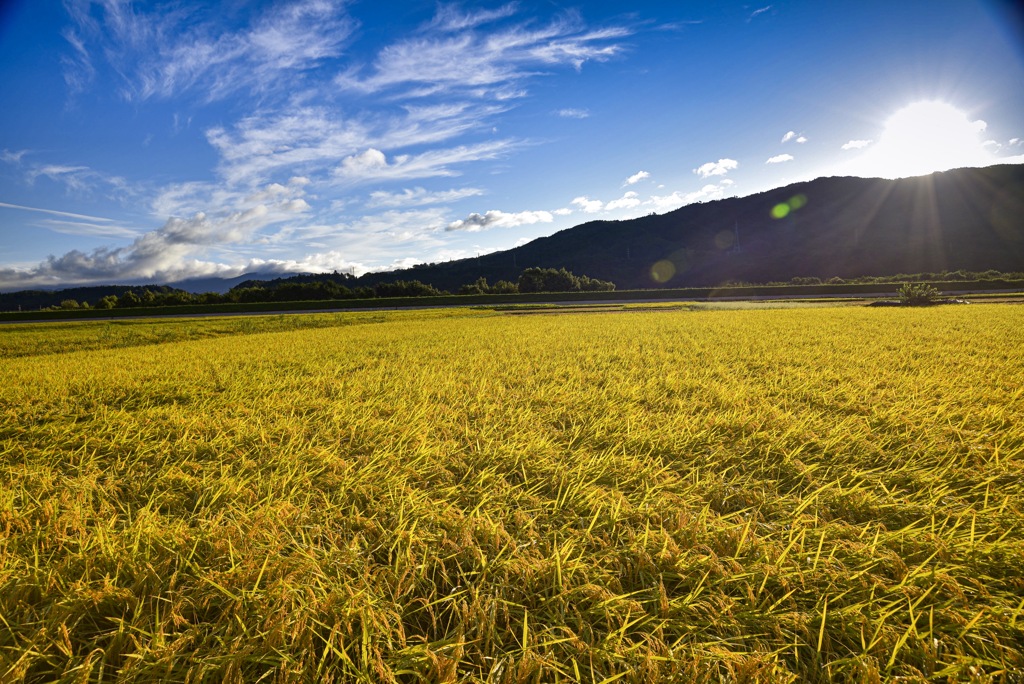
1, 0, 1022, 290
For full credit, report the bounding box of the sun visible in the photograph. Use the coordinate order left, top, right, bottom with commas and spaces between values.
846, 101, 997, 179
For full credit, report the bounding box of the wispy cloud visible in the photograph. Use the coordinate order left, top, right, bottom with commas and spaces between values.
1, 149, 29, 164
426, 3, 519, 32
781, 130, 807, 144
62, 0, 354, 102
39, 219, 140, 239
204, 103, 513, 186
18, 162, 133, 202
766, 154, 794, 164
694, 158, 738, 178
841, 139, 872, 150
367, 187, 484, 208
337, 12, 630, 99
555, 108, 591, 119
0, 200, 118, 222
624, 170, 650, 185
334, 141, 517, 184
446, 209, 553, 232
749, 6, 773, 21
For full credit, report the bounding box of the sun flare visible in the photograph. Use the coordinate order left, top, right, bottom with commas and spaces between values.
846, 101, 996, 179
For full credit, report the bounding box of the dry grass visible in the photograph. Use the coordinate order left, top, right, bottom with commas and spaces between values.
1, 305, 1022, 682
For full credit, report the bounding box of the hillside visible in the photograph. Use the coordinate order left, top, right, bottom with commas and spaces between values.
345, 164, 1024, 291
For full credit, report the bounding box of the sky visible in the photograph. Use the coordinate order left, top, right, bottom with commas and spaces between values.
1, 0, 1023, 290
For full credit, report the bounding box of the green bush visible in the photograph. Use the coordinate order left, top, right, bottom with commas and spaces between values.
897, 282, 941, 306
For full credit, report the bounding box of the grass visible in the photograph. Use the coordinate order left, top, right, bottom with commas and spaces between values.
1, 305, 1022, 682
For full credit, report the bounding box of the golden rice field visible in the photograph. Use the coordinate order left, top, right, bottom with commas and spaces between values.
1, 304, 1022, 683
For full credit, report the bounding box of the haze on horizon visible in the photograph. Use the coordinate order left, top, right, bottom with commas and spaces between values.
1, 0, 1023, 291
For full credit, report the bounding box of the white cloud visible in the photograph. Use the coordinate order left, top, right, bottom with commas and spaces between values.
555, 108, 591, 119
334, 141, 516, 183
781, 131, 796, 143
571, 196, 604, 213
605, 191, 641, 210
553, 207, 572, 216
567, 191, 642, 214
796, 136, 808, 143
842, 139, 872, 150
1010, 138, 1022, 146
694, 158, 738, 178
446, 209, 554, 232
766, 154, 794, 164
367, 186, 484, 208
648, 179, 734, 211
0, 198, 309, 289
339, 148, 388, 175
624, 170, 650, 185
749, 6, 773, 21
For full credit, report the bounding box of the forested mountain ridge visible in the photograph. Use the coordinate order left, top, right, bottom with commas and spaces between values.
341, 163, 1024, 291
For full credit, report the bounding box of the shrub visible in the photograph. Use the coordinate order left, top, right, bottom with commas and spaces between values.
897, 282, 941, 306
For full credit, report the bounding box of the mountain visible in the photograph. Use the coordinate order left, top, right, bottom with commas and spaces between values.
342, 164, 1024, 291
166, 271, 287, 294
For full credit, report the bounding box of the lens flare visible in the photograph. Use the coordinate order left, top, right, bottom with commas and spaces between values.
650, 259, 675, 283
771, 195, 807, 220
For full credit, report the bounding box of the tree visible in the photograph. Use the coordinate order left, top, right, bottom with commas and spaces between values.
518, 267, 579, 293
458, 277, 490, 295
516, 267, 613, 293
489, 280, 519, 294
118, 290, 142, 307
374, 280, 444, 297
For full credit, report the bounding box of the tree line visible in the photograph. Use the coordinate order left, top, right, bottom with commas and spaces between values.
37, 268, 615, 311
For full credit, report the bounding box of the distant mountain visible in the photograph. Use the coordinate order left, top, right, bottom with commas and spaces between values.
167, 271, 287, 294
339, 164, 1024, 291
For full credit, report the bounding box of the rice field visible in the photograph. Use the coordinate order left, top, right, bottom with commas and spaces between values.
1, 304, 1022, 682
